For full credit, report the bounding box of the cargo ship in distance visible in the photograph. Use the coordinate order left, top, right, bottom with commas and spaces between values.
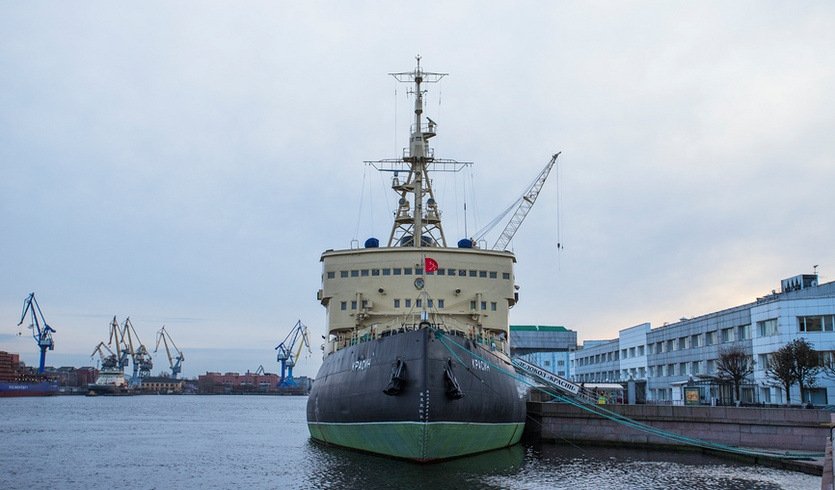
0, 351, 58, 397
307, 57, 530, 461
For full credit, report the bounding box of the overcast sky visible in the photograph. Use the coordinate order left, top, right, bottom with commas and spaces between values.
2, 2, 834, 378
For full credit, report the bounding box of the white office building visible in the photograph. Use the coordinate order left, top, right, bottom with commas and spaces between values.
569, 274, 835, 405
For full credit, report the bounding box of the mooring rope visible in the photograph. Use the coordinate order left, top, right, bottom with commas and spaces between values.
433, 330, 823, 461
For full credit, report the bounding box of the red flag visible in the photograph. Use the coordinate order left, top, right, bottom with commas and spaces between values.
425, 257, 439, 273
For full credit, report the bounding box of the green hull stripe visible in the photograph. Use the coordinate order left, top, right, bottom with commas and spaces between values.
308, 421, 524, 460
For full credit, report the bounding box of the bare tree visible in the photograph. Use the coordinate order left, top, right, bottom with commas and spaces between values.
766, 344, 795, 404
716, 343, 754, 404
766, 338, 820, 405
792, 338, 820, 404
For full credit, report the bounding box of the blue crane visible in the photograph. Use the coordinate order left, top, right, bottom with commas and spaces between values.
17, 292, 56, 374
275, 320, 311, 387
154, 326, 184, 378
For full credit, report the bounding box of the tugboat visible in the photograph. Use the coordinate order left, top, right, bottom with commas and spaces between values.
307, 57, 531, 461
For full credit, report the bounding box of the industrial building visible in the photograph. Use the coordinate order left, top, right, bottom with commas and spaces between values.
569, 273, 835, 405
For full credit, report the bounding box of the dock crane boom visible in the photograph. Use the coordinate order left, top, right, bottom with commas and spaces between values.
121, 317, 153, 385
154, 326, 185, 378
471, 152, 560, 250
17, 292, 56, 373
91, 341, 119, 370
275, 320, 311, 387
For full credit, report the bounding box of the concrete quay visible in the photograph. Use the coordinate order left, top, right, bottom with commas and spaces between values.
526, 401, 831, 476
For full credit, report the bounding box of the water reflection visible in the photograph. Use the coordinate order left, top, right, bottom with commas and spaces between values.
302, 441, 525, 490
301, 439, 820, 490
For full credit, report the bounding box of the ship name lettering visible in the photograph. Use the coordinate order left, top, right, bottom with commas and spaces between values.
352, 359, 371, 371
471, 359, 490, 371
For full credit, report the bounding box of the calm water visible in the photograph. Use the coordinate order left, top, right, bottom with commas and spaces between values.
0, 396, 820, 489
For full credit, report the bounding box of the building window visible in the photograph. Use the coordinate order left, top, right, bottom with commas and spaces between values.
340, 301, 347, 311
758, 353, 769, 369
737, 324, 751, 340
448, 269, 457, 276
438, 299, 445, 308
351, 270, 359, 277
470, 300, 476, 310
489, 271, 497, 279
481, 301, 487, 310
371, 269, 380, 276
721, 328, 734, 343
502, 272, 511, 280
678, 337, 687, 350
544, 360, 551, 367
479, 270, 487, 278
394, 299, 400, 308
416, 267, 423, 275
361, 300, 368, 308
437, 269, 446, 276
691, 361, 700, 375
638, 345, 645, 356
405, 299, 412, 308
382, 268, 391, 276
361, 269, 369, 277
691, 334, 701, 348
427, 299, 433, 308
327, 271, 335, 279
679, 363, 687, 376
416, 299, 422, 307
469, 270, 478, 277
351, 301, 357, 310
393, 268, 402, 275
404, 268, 413, 275
340, 271, 349, 278
757, 318, 778, 336
490, 302, 497, 311
705, 331, 716, 345
798, 315, 835, 332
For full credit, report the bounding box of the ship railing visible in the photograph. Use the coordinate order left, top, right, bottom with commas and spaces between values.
402, 146, 435, 160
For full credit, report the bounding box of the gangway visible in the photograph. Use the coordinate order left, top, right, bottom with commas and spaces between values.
512, 357, 597, 404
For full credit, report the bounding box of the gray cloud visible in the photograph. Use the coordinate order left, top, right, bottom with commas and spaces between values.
2, 2, 834, 375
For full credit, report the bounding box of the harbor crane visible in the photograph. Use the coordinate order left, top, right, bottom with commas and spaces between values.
471, 152, 560, 250
91, 341, 119, 370
17, 292, 56, 373
154, 326, 185, 378
275, 320, 311, 387
120, 317, 153, 386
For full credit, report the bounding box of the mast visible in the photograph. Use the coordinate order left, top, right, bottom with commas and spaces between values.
387, 56, 448, 248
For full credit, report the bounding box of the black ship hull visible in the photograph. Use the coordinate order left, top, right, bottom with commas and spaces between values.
306, 327, 526, 461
